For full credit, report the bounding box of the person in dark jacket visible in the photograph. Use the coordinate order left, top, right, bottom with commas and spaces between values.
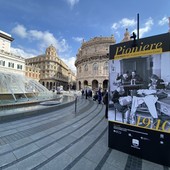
98, 88, 102, 104
81, 89, 84, 98
112, 86, 127, 113
129, 71, 143, 84
88, 89, 92, 98
103, 90, 108, 118
93, 91, 98, 101
85, 89, 88, 99
112, 86, 130, 123
148, 74, 165, 89
116, 72, 129, 84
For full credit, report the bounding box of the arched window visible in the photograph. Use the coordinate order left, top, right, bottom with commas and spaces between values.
84, 64, 88, 71
103, 61, 108, 74
79, 66, 82, 73
93, 63, 98, 74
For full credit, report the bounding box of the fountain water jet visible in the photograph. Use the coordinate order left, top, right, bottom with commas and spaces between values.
0, 72, 57, 105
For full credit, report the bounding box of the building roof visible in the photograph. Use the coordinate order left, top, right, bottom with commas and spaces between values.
0, 31, 14, 42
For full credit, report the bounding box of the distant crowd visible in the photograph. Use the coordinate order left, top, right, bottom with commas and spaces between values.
81, 88, 107, 103
81, 88, 108, 118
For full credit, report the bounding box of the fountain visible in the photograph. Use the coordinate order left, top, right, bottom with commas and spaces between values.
0, 72, 59, 105
0, 72, 77, 122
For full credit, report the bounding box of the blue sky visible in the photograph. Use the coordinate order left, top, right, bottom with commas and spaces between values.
0, 0, 170, 72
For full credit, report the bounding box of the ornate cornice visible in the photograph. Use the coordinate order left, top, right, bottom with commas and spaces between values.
75, 36, 115, 67
75, 54, 109, 66
82, 36, 116, 48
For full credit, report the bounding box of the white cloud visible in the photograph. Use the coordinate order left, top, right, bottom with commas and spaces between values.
11, 24, 27, 38
29, 30, 59, 50
132, 17, 153, 38
58, 39, 70, 53
11, 24, 75, 72
10, 47, 36, 58
12, 24, 69, 53
111, 23, 119, 30
61, 56, 76, 73
111, 18, 136, 30
66, 0, 79, 9
72, 37, 84, 43
120, 18, 136, 28
158, 16, 169, 26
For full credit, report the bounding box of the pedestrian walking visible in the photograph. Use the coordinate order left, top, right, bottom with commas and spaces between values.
98, 88, 102, 104
85, 89, 88, 99
81, 89, 84, 98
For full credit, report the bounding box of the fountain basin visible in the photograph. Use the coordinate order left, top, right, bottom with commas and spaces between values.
0, 95, 75, 123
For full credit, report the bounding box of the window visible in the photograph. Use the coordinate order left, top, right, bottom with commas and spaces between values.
0, 60, 5, 66
93, 63, 98, 74
93, 63, 98, 70
104, 61, 108, 70
79, 66, 82, 73
103, 61, 108, 74
8, 62, 14, 68
17, 64, 23, 70
84, 64, 88, 71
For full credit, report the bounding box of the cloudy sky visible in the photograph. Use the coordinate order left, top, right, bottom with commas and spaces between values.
0, 0, 170, 73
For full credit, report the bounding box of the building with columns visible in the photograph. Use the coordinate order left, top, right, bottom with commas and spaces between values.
75, 36, 116, 91
25, 45, 76, 90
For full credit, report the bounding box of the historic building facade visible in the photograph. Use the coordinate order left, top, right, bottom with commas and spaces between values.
0, 30, 76, 90
0, 30, 25, 75
25, 65, 40, 81
25, 45, 76, 90
75, 36, 116, 90
68, 69, 76, 90
0, 30, 13, 52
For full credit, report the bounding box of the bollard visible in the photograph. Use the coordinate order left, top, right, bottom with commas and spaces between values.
74, 94, 77, 114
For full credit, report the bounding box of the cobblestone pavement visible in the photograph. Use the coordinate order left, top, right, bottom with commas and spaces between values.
0, 97, 169, 170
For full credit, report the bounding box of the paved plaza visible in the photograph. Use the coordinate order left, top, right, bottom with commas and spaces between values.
0, 96, 169, 170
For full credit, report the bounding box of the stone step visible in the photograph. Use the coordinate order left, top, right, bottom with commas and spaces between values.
0, 100, 105, 169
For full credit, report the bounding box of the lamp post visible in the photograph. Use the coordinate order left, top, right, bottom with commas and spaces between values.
137, 13, 139, 40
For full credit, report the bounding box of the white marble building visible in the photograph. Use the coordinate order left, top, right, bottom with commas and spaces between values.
0, 30, 25, 75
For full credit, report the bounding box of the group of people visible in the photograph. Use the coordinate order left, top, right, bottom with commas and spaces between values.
80, 73, 166, 122
116, 70, 143, 85
110, 73, 166, 123
116, 70, 166, 90
81, 88, 93, 99
81, 88, 108, 118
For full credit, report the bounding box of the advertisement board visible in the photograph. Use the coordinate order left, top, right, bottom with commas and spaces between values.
108, 32, 170, 166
